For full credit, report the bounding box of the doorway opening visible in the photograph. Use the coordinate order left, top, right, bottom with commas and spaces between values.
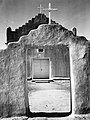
26, 45, 72, 117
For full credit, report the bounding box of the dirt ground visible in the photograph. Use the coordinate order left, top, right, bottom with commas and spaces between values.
28, 80, 71, 113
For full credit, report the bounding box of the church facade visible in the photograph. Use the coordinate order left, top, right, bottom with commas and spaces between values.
26, 44, 70, 80
0, 13, 90, 118
6, 14, 70, 80
6, 14, 57, 44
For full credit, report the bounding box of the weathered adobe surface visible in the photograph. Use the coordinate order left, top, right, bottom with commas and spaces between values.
69, 39, 90, 114
0, 24, 90, 119
22, 24, 90, 115
6, 14, 57, 44
0, 45, 26, 117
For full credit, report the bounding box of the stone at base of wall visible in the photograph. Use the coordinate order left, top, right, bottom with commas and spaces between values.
0, 114, 90, 120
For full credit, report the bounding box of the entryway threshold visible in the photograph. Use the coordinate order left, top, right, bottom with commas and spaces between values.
32, 79, 54, 83
52, 77, 70, 80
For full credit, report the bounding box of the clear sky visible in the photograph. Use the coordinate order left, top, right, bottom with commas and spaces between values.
0, 0, 90, 49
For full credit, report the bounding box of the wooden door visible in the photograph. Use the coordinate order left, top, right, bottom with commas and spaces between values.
32, 58, 49, 79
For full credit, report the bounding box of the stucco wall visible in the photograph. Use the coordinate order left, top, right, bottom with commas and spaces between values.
70, 39, 90, 114
0, 45, 27, 117
45, 45, 70, 77
26, 44, 70, 78
0, 24, 90, 119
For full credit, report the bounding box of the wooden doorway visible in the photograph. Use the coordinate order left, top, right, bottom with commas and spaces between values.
32, 58, 50, 79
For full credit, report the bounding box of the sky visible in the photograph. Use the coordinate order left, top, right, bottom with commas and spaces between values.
0, 0, 90, 49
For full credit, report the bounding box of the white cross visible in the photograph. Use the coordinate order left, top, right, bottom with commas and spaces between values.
37, 4, 43, 13
43, 3, 58, 24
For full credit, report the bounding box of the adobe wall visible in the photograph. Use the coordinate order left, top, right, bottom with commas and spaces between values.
26, 44, 70, 78
69, 38, 90, 114
0, 44, 29, 117
45, 45, 70, 77
6, 14, 57, 44
0, 24, 90, 119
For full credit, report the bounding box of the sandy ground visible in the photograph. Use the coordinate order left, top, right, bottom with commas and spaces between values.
28, 80, 71, 113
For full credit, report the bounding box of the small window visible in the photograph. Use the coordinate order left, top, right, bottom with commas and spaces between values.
37, 49, 44, 53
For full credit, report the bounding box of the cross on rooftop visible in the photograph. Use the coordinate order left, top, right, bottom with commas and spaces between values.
43, 3, 58, 24
37, 4, 43, 13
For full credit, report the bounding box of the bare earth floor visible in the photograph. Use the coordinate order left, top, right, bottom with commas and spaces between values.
28, 80, 71, 113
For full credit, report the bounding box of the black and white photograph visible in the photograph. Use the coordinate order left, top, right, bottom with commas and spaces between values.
0, 0, 90, 120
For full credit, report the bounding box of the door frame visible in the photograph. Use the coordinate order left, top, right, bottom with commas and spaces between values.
31, 57, 51, 80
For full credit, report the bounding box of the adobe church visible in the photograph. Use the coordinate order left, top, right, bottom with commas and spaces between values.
6, 13, 70, 80
0, 4, 90, 119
